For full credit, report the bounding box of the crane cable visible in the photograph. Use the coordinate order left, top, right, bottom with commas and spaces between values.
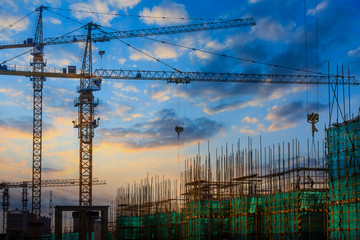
169, 84, 181, 164
0, 10, 36, 34
304, 0, 309, 116
117, 39, 182, 73
45, 8, 86, 26
1, 25, 85, 65
141, 36, 332, 76
47, 7, 235, 21
91, 20, 339, 76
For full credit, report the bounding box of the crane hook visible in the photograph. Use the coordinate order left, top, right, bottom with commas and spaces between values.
307, 113, 319, 138
99, 50, 105, 59
175, 126, 184, 138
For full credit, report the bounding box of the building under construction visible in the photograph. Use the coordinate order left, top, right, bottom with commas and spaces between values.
115, 115, 359, 240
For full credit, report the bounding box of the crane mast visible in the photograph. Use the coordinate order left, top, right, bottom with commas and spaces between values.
30, 6, 45, 235
74, 22, 99, 206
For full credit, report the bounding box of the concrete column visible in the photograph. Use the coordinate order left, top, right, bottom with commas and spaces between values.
79, 210, 88, 240
55, 208, 62, 240
101, 208, 109, 240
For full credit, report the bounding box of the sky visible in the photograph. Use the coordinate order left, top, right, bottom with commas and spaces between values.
0, 0, 360, 224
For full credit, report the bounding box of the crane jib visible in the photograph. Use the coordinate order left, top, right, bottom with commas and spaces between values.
0, 68, 358, 85
0, 19, 255, 49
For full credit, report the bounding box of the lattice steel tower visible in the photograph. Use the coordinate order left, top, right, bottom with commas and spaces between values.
31, 6, 45, 235
73, 22, 101, 206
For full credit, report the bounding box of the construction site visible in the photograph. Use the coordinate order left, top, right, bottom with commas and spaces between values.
0, 1, 359, 240
116, 118, 359, 240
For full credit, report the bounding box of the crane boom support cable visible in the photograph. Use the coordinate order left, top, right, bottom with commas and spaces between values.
1, 49, 33, 64
118, 39, 182, 72
0, 10, 36, 34
0, 19, 255, 50
0, 26, 84, 65
141, 36, 332, 76
46, 8, 86, 25
42, 18, 255, 45
48, 7, 239, 21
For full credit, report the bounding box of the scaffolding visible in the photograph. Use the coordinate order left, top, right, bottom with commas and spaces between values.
116, 175, 180, 240
326, 116, 360, 239
115, 136, 330, 239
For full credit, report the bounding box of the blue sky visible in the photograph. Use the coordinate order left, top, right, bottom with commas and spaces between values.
0, 0, 360, 220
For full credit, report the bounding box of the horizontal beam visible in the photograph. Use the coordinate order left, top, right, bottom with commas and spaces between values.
0, 43, 33, 50
95, 69, 359, 85
0, 67, 358, 85
0, 178, 106, 189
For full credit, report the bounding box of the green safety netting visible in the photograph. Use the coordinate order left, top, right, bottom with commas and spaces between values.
116, 216, 143, 240
143, 213, 181, 240
261, 191, 326, 240
328, 202, 360, 240
181, 200, 230, 240
231, 196, 261, 239
327, 118, 360, 239
42, 232, 96, 240
327, 119, 360, 178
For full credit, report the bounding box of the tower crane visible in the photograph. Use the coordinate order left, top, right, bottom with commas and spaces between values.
0, 7, 256, 223
0, 178, 106, 234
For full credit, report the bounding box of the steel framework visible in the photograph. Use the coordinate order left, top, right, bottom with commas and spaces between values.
73, 23, 99, 206
30, 6, 45, 236
0, 19, 255, 50
0, 67, 358, 85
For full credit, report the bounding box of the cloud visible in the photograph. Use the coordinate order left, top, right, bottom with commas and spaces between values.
112, 82, 139, 93
43, 167, 64, 173
0, 11, 29, 32
129, 44, 180, 61
118, 58, 126, 65
48, 17, 61, 25
46, 48, 80, 68
307, 1, 328, 16
0, 118, 32, 139
266, 101, 303, 131
0, 88, 24, 97
70, 0, 141, 26
254, 18, 296, 41
150, 86, 171, 102
181, 82, 296, 115
242, 117, 258, 123
97, 109, 224, 150
240, 123, 267, 136
204, 100, 249, 115
348, 46, 360, 57
107, 0, 141, 9
265, 101, 326, 132
257, 123, 267, 132
140, 2, 189, 26
240, 126, 256, 135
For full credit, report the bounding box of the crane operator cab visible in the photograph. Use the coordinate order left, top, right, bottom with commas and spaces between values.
89, 78, 102, 91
